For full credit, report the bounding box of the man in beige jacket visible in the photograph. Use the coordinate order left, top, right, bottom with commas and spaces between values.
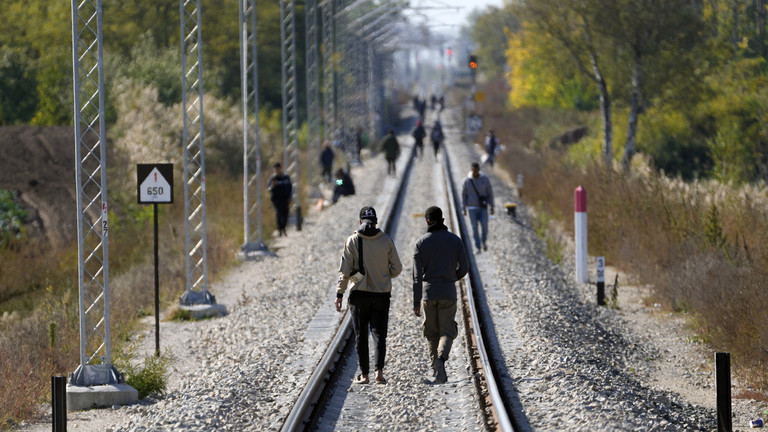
336, 206, 402, 384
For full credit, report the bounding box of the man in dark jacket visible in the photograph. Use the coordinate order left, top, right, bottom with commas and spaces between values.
412, 120, 426, 158
336, 206, 402, 384
320, 143, 335, 182
430, 121, 444, 159
412, 206, 469, 384
267, 162, 292, 236
379, 129, 400, 176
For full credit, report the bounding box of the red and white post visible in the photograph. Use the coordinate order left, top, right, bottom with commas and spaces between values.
574, 186, 588, 283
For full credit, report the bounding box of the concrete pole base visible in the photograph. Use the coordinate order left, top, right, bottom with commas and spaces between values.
67, 383, 138, 411
180, 303, 228, 319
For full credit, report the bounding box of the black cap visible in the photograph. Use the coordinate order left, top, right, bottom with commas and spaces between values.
425, 206, 443, 222
359, 206, 377, 222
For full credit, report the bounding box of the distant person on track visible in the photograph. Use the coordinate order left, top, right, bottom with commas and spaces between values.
461, 162, 495, 253
332, 169, 355, 204
430, 120, 444, 159
336, 206, 402, 384
379, 129, 401, 176
267, 162, 292, 237
353, 128, 364, 165
413, 206, 469, 384
484, 130, 499, 167
412, 120, 426, 158
320, 142, 335, 183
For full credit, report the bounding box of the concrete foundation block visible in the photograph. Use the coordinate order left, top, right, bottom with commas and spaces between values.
180, 303, 228, 319
67, 383, 138, 411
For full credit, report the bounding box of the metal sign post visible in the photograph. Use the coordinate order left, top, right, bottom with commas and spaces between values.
137, 164, 173, 356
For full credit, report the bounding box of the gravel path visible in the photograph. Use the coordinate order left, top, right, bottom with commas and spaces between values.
14, 106, 768, 432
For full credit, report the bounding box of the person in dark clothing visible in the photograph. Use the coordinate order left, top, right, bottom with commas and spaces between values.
353, 128, 364, 165
332, 169, 356, 203
413, 206, 469, 384
484, 130, 499, 167
320, 143, 335, 182
379, 129, 400, 176
430, 121, 444, 159
412, 120, 426, 158
267, 162, 292, 236
336, 206, 402, 384
417, 98, 427, 120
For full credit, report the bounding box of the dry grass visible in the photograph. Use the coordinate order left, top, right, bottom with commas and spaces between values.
0, 167, 279, 428
480, 78, 768, 393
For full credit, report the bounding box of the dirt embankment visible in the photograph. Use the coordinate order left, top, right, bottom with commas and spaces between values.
1, 126, 79, 249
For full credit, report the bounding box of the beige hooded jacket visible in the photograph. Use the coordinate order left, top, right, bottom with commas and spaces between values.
337, 223, 402, 297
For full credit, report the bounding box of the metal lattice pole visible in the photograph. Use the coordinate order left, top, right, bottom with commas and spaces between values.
180, 0, 211, 304
280, 0, 301, 229
321, 0, 336, 141
367, 42, 377, 139
70, 0, 121, 385
337, 0, 350, 142
240, 0, 269, 256
306, 0, 322, 192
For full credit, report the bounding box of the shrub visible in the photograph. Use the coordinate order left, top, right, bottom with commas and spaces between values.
121, 352, 172, 399
0, 189, 27, 246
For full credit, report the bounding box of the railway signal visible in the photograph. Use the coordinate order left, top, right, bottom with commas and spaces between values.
468, 54, 478, 70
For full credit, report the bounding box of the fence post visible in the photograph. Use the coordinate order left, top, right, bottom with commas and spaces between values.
52, 375, 66, 432
715, 352, 732, 432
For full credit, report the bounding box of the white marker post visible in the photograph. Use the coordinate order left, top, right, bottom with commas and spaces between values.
575, 186, 588, 283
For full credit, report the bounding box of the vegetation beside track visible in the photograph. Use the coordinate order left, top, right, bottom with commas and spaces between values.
474, 76, 768, 398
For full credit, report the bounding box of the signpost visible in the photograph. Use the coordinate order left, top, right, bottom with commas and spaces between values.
596, 256, 605, 305
137, 163, 173, 356
467, 114, 483, 133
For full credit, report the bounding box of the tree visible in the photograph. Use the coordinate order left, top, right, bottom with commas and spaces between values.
517, 0, 615, 167
0, 48, 38, 125
598, 0, 705, 170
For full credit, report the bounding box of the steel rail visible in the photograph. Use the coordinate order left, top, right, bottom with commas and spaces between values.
280, 137, 418, 432
441, 143, 515, 432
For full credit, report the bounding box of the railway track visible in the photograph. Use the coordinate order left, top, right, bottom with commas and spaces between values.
280, 114, 519, 432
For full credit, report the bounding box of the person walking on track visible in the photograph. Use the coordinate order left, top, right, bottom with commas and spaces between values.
412, 120, 426, 158
379, 129, 401, 176
267, 162, 292, 236
430, 120, 444, 159
461, 162, 495, 253
484, 129, 499, 167
412, 206, 469, 384
336, 206, 402, 384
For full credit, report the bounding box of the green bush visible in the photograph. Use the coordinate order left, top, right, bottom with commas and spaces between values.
0, 189, 27, 246
122, 352, 171, 399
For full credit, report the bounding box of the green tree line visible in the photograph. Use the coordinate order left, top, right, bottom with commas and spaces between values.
472, 0, 768, 185
0, 0, 304, 126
